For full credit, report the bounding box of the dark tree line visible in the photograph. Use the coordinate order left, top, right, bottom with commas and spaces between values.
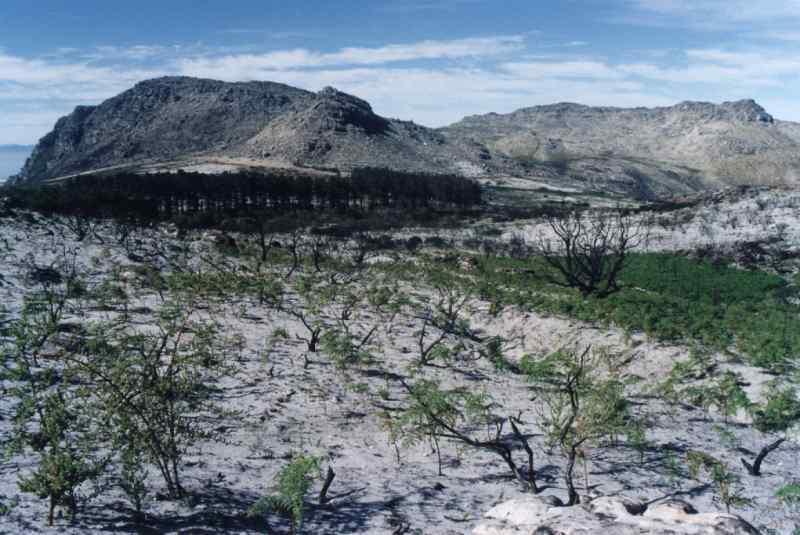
2, 168, 482, 222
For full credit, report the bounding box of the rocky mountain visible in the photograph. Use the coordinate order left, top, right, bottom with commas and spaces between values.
236, 86, 459, 173
443, 99, 800, 195
15, 76, 800, 199
17, 77, 313, 181
15, 77, 470, 183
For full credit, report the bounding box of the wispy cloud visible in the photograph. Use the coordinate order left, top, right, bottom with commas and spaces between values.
216, 29, 314, 39
621, 0, 800, 31
177, 35, 525, 76
619, 48, 800, 87
89, 45, 182, 61
501, 60, 624, 80
0, 52, 158, 87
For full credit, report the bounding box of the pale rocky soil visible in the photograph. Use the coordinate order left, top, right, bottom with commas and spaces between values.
501, 187, 800, 257
474, 496, 761, 534
0, 192, 799, 534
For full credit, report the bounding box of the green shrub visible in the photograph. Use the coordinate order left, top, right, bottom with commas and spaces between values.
751, 386, 800, 434
458, 252, 798, 371
777, 483, 800, 509
14, 392, 105, 525
522, 346, 629, 505
686, 451, 750, 513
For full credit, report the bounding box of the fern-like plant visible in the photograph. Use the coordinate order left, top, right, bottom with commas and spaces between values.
249, 455, 321, 534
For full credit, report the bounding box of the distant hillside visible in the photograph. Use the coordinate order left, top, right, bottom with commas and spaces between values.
442, 100, 800, 192
16, 76, 800, 199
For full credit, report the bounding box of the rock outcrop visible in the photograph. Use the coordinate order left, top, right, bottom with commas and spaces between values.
473, 496, 760, 535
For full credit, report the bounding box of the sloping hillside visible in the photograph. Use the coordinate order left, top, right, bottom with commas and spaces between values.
442, 99, 800, 191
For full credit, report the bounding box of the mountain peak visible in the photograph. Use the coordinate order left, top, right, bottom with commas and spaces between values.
317, 86, 375, 113
669, 99, 772, 123
721, 99, 773, 123
262, 85, 389, 136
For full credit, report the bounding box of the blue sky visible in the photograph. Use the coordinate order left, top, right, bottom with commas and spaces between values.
2, 0, 800, 144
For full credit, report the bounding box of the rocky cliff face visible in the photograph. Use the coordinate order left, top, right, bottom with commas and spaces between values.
16, 77, 800, 199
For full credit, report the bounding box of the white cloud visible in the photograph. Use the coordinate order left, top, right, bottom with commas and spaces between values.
618, 48, 800, 88
501, 61, 625, 80
0, 53, 143, 85
92, 45, 175, 61
625, 0, 800, 30
331, 36, 524, 64
178, 35, 524, 76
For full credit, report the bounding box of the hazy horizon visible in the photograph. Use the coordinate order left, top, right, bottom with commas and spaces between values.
0, 145, 32, 181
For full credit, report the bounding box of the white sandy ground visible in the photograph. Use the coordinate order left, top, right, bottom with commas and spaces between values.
503, 187, 800, 255
0, 194, 799, 534
386, 187, 800, 263
43, 156, 339, 184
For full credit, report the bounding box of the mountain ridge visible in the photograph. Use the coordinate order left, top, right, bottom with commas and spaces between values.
14, 76, 800, 199
457, 98, 774, 122
442, 96, 800, 191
